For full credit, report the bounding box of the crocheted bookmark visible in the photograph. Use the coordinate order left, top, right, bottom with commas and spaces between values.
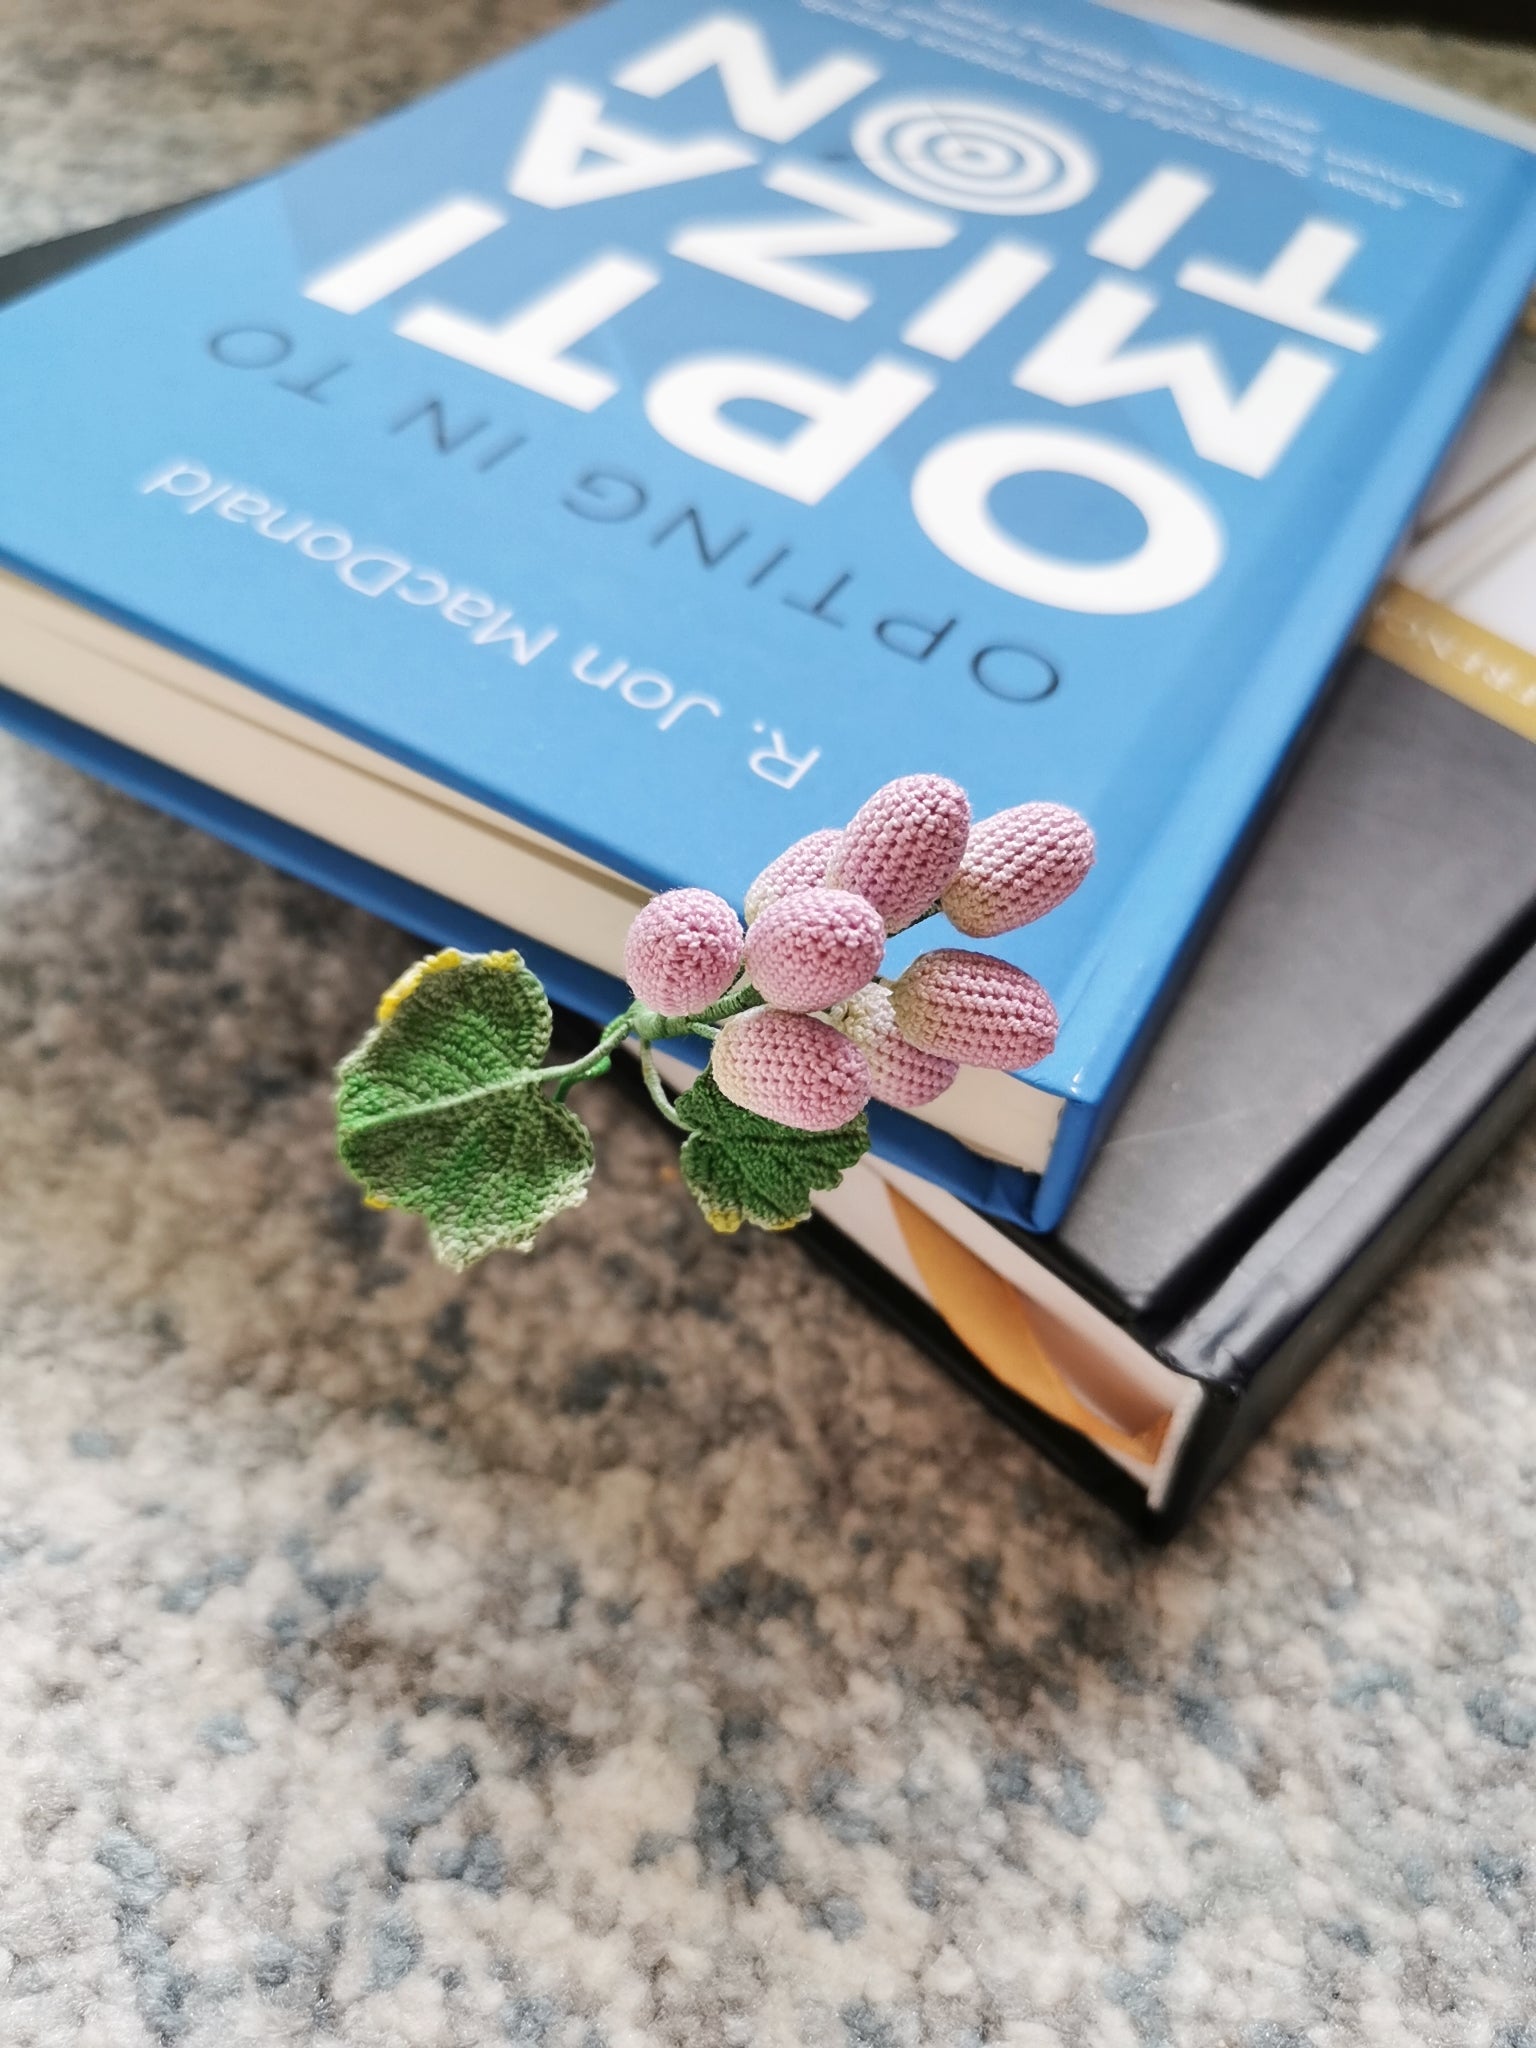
334, 777, 1094, 1268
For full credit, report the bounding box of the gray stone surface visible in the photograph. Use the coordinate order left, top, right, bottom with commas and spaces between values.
2, 5, 1536, 2043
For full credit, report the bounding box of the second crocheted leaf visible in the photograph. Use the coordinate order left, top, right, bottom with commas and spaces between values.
335, 949, 594, 1268
674, 1069, 868, 1233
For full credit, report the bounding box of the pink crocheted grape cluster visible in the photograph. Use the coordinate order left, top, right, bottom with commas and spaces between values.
624, 774, 1092, 1134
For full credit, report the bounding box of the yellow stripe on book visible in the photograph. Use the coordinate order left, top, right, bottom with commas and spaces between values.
888, 1187, 1169, 1467
1365, 584, 1536, 746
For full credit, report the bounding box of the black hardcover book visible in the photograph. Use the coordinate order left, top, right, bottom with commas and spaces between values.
808, 939, 1536, 1535
786, 271, 1536, 1527
805, 344, 1536, 1530
5, 206, 1536, 1537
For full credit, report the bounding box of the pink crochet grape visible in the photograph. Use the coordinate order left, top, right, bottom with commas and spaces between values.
710, 1008, 872, 1132
943, 803, 1095, 939
827, 774, 971, 933
829, 985, 957, 1109
891, 949, 1058, 1071
743, 827, 843, 924
744, 887, 885, 1013
624, 888, 744, 1015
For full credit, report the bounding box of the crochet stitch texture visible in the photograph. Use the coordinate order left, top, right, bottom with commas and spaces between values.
711, 1008, 872, 1131
827, 774, 971, 933
829, 985, 958, 1109
623, 888, 743, 1016
943, 802, 1097, 940
745, 887, 886, 1013
892, 949, 1058, 1071
743, 827, 843, 925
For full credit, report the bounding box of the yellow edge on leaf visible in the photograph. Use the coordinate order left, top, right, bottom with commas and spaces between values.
375, 947, 526, 1024
703, 1208, 803, 1235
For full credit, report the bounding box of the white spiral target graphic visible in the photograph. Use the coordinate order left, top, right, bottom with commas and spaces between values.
852, 95, 1097, 215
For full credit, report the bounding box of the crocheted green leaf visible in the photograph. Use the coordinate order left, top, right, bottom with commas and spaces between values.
673, 1069, 868, 1233
335, 949, 593, 1267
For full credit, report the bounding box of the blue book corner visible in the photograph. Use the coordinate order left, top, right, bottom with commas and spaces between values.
0, 0, 1534, 1232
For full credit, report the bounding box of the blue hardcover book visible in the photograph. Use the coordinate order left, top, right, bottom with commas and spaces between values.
1, 0, 1534, 1231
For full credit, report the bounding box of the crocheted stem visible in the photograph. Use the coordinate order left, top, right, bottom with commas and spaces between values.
554, 1054, 610, 1103
685, 980, 764, 1028
521, 981, 763, 1112
630, 979, 763, 1045
533, 1008, 640, 1089
638, 1042, 685, 1128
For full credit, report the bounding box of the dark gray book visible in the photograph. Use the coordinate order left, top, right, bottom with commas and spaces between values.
810, 587, 1536, 1530
807, 312, 1536, 1531
1057, 637, 1536, 1321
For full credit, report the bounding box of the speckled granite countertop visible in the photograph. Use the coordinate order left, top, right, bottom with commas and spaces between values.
3, 6, 1536, 2044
